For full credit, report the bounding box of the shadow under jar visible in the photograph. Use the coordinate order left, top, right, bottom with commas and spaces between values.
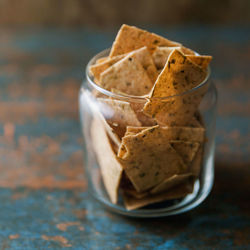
79, 49, 217, 218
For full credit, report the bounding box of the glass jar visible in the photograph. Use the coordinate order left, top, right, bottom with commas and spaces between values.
79, 49, 217, 217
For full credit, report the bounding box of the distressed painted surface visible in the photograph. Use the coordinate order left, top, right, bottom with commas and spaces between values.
0, 27, 249, 249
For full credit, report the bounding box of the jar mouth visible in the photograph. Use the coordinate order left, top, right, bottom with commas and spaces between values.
85, 48, 211, 102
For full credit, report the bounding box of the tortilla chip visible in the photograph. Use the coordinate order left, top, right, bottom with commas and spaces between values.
118, 126, 188, 192
150, 173, 194, 194
186, 55, 212, 70
91, 117, 123, 204
99, 54, 153, 96
123, 180, 194, 210
189, 144, 204, 176
110, 24, 180, 57
170, 141, 200, 164
90, 54, 126, 81
97, 98, 141, 138
143, 49, 208, 126
124, 125, 205, 143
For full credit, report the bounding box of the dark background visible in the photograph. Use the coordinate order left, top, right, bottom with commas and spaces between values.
0, 0, 249, 28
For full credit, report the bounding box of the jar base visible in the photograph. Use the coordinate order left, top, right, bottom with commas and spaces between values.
88, 154, 214, 218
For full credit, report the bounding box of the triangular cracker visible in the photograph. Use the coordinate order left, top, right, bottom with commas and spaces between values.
91, 117, 123, 204
118, 126, 188, 192
110, 24, 180, 57
143, 49, 208, 126
123, 180, 194, 210
99, 54, 153, 96
108, 47, 158, 84
148, 49, 207, 97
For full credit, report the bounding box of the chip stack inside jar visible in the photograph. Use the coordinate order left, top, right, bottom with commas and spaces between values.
89, 24, 212, 210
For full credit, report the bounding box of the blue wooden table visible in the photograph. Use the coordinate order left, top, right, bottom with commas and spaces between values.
0, 26, 249, 249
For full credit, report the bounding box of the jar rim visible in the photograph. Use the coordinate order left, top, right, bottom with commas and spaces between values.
85, 48, 211, 102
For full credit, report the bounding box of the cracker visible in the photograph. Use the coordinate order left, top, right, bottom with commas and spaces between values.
143, 91, 207, 126
90, 54, 126, 81
143, 49, 208, 126
170, 141, 200, 164
118, 126, 188, 192
152, 46, 195, 69
124, 125, 205, 143
108, 47, 158, 83
186, 55, 212, 70
110, 24, 180, 57
149, 49, 207, 97
152, 46, 181, 69
123, 127, 201, 163
123, 180, 194, 210
128, 47, 158, 83
91, 117, 123, 204
150, 173, 194, 194
97, 98, 141, 138
120, 126, 202, 168
99, 54, 153, 96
